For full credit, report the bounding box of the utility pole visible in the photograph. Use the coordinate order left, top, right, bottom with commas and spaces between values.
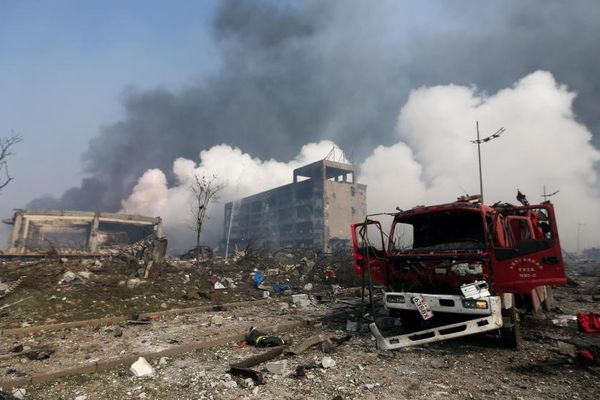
541, 185, 559, 202
470, 122, 506, 204
577, 222, 585, 255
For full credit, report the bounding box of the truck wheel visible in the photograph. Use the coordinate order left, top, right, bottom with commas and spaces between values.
499, 305, 522, 349
390, 310, 422, 333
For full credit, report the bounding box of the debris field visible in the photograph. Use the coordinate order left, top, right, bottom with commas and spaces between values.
0, 251, 598, 400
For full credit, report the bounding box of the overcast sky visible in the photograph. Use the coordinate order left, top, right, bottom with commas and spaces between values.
1, 1, 599, 250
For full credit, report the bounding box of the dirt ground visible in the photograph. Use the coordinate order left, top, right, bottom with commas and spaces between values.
0, 256, 598, 400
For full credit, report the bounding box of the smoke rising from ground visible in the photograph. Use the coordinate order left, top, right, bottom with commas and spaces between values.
120, 141, 345, 251
362, 71, 600, 251
122, 71, 599, 252
28, 1, 600, 217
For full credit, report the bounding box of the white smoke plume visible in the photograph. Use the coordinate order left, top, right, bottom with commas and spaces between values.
120, 141, 345, 252
122, 71, 600, 252
362, 70, 600, 251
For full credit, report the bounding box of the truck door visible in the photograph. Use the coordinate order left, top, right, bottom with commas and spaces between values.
351, 220, 389, 285
491, 204, 566, 293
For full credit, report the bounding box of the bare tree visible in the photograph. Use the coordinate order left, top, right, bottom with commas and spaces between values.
190, 175, 224, 264
0, 134, 23, 191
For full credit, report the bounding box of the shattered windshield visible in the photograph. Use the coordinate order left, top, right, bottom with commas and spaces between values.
393, 209, 485, 252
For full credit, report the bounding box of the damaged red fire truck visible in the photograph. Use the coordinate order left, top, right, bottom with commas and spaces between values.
351, 193, 566, 350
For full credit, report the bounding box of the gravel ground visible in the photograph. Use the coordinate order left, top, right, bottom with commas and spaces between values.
13, 323, 599, 400
1, 266, 599, 399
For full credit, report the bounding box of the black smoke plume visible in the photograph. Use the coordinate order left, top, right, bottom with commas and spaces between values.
29, 0, 600, 211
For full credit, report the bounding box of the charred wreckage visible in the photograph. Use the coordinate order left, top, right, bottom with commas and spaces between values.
352, 192, 566, 350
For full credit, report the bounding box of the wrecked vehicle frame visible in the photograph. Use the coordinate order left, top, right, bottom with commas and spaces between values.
351, 196, 566, 350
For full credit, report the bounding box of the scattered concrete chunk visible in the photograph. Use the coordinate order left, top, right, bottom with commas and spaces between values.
78, 271, 93, 280
222, 380, 238, 389
266, 360, 287, 375
211, 315, 224, 326
292, 294, 311, 307
113, 326, 124, 338
127, 278, 142, 289
287, 334, 331, 355
214, 282, 226, 290
243, 377, 255, 389
291, 294, 308, 304
303, 283, 313, 291
130, 357, 154, 377
12, 388, 26, 399
224, 278, 237, 288
321, 356, 336, 369
61, 271, 77, 283
346, 320, 358, 332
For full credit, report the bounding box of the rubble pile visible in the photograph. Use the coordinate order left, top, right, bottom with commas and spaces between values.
0, 248, 356, 329
0, 251, 597, 399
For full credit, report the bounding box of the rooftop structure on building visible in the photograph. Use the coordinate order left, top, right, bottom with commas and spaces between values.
223, 154, 367, 253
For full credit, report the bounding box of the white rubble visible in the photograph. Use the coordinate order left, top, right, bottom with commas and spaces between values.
292, 294, 311, 308
346, 320, 358, 332
210, 315, 224, 326
266, 360, 288, 375
224, 277, 237, 288
222, 380, 237, 389
130, 357, 155, 377
78, 271, 93, 280
321, 356, 336, 369
61, 271, 77, 283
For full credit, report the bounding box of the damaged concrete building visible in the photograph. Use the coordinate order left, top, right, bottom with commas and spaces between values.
223, 159, 367, 253
3, 210, 163, 254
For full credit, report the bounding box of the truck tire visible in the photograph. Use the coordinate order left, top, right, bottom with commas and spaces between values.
499, 305, 522, 349
390, 309, 422, 333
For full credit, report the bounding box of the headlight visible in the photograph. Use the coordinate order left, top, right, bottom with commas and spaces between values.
387, 294, 405, 304
462, 299, 488, 309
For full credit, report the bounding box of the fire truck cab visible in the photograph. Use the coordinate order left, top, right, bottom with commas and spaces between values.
351, 196, 566, 350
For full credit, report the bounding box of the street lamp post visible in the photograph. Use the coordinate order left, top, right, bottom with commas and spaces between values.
541, 185, 559, 202
470, 122, 506, 204
577, 222, 585, 255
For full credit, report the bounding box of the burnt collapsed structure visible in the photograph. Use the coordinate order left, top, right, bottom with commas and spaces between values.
223, 158, 367, 253
3, 209, 163, 254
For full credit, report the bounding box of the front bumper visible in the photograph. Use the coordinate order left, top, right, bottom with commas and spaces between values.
384, 292, 492, 315
372, 294, 503, 350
